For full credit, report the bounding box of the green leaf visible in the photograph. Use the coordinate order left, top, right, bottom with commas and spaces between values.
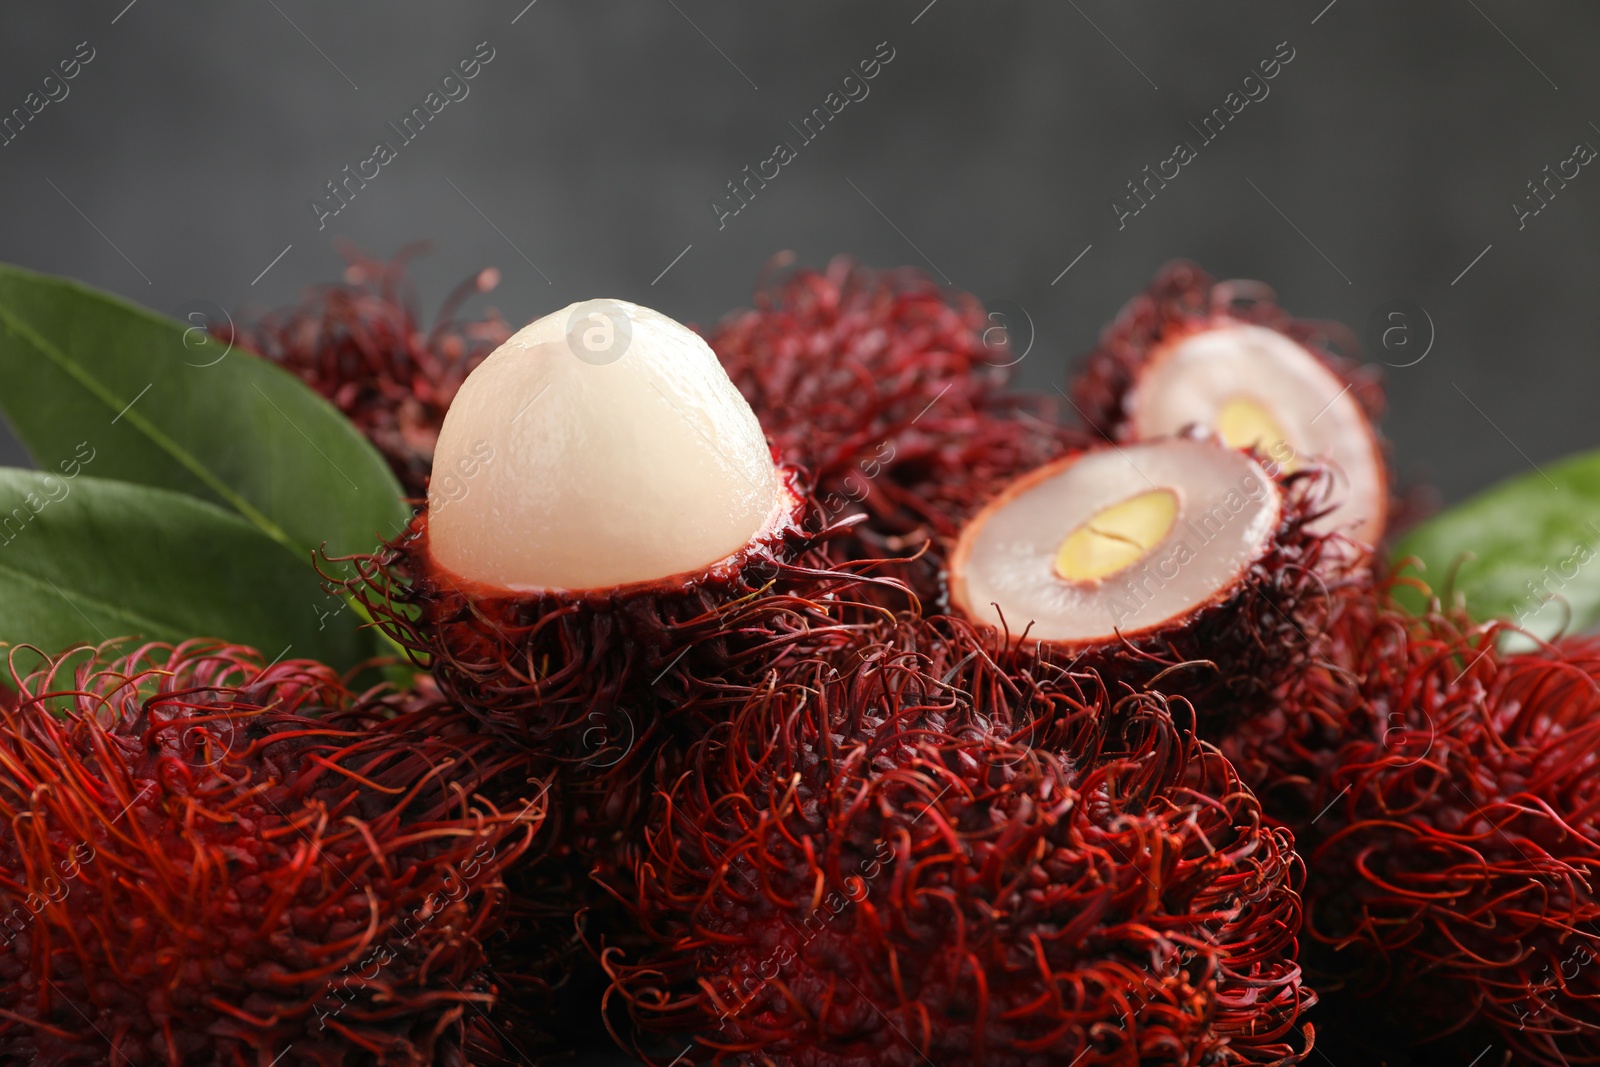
0, 262, 411, 571
0, 469, 365, 669
1392, 448, 1600, 640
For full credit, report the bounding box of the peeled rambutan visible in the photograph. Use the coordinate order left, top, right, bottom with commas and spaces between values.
1293, 612, 1600, 1064
603, 622, 1315, 1066
0, 640, 549, 1067
342, 296, 897, 748
1070, 262, 1388, 548
221, 242, 513, 498
705, 256, 1083, 597
946, 434, 1355, 715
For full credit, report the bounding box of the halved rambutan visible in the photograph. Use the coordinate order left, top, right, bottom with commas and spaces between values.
221, 242, 512, 498
0, 640, 549, 1067
1071, 262, 1388, 548
947, 435, 1353, 713
342, 296, 896, 746
705, 256, 1083, 597
602, 625, 1314, 1066
1292, 617, 1600, 1065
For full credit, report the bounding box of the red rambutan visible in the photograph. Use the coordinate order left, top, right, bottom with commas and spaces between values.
1070, 262, 1388, 548
705, 256, 1082, 599
946, 435, 1356, 715
221, 243, 513, 498
1292, 612, 1600, 1064
603, 622, 1315, 1066
0, 640, 549, 1067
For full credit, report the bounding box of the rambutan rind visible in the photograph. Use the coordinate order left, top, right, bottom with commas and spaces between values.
602, 631, 1314, 1066
0, 641, 549, 1067
1291, 618, 1600, 1065
338, 467, 900, 748
706, 256, 1083, 598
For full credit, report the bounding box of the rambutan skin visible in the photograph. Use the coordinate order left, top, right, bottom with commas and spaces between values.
1069, 261, 1383, 443
338, 469, 898, 749
705, 256, 1083, 598
220, 243, 512, 498
1287, 612, 1600, 1064
0, 641, 549, 1067
603, 623, 1314, 1067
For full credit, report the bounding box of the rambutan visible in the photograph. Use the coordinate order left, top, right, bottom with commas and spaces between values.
0, 640, 549, 1067
342, 296, 898, 750
1210, 571, 1408, 831
946, 435, 1355, 714
603, 622, 1315, 1066
221, 243, 512, 498
1070, 262, 1388, 548
1290, 612, 1600, 1064
705, 256, 1082, 598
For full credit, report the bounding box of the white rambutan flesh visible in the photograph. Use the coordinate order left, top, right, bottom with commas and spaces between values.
1124, 322, 1385, 546
427, 298, 780, 592
949, 438, 1281, 644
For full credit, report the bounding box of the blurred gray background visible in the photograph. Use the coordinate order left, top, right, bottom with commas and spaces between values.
0, 4, 1592, 1061
2, 1, 1597, 511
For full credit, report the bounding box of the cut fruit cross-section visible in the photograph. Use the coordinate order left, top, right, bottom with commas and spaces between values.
951, 438, 1281, 646
1125, 322, 1384, 546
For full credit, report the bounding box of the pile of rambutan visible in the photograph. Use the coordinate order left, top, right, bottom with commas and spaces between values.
601, 621, 1312, 1066
5, 250, 1595, 1067
0, 640, 550, 1065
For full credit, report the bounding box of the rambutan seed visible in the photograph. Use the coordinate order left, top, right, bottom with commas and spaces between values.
952, 437, 1280, 643
1124, 323, 1385, 548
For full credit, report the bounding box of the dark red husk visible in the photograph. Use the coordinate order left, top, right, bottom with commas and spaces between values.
1275, 605, 1600, 1064
1214, 574, 1413, 831
1069, 261, 1384, 442
0, 640, 550, 1067
583, 615, 1116, 917
463, 796, 623, 1066
602, 621, 1314, 1066
483, 760, 690, 1064
219, 243, 512, 498
330, 470, 912, 1052
332, 472, 907, 752
706, 256, 1085, 601
956, 455, 1365, 724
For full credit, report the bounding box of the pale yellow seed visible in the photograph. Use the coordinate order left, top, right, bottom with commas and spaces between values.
1216, 395, 1298, 471
1053, 488, 1179, 583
